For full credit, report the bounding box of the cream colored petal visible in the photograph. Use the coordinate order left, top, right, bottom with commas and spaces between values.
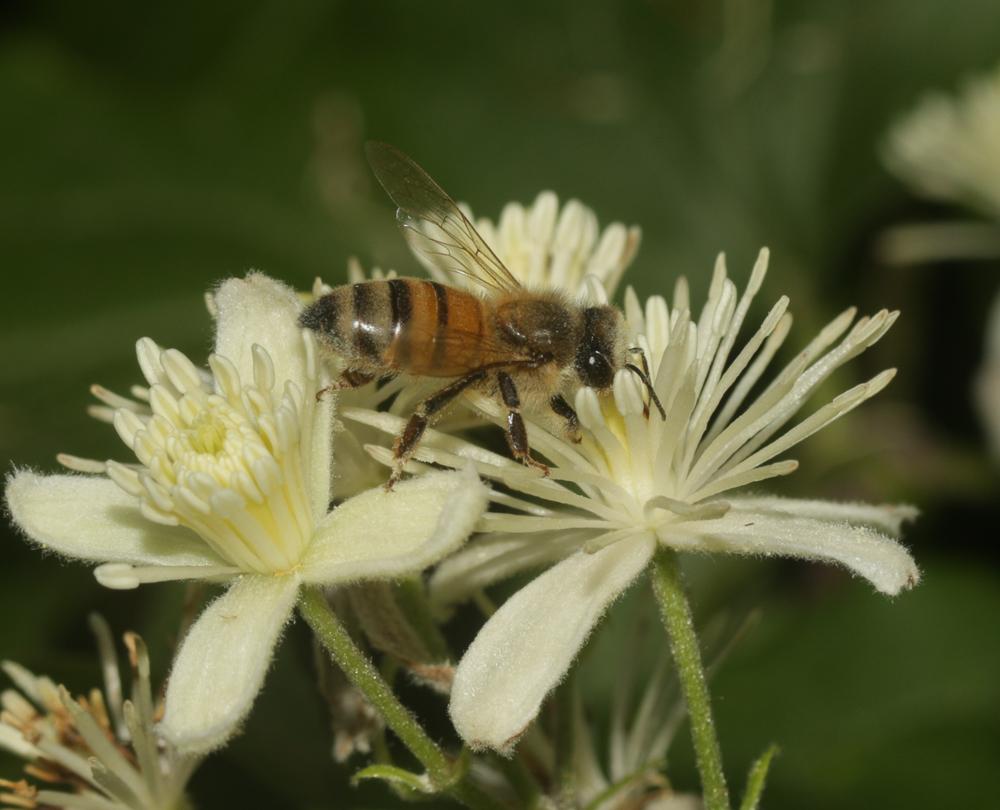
160, 574, 299, 753
212, 273, 307, 389
724, 495, 918, 536
307, 348, 334, 525
430, 530, 588, 606
5, 471, 222, 567
665, 511, 919, 595
301, 468, 488, 584
449, 534, 656, 752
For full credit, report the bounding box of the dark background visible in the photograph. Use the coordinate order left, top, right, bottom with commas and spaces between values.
1, 2, 999, 807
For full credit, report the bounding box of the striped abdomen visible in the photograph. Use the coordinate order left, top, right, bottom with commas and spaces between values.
300, 278, 493, 377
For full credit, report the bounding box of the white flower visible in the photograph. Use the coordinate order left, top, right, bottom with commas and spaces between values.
346, 249, 918, 751
0, 616, 197, 810
4, 274, 488, 754
884, 63, 1000, 220
975, 291, 1000, 458
419, 192, 641, 298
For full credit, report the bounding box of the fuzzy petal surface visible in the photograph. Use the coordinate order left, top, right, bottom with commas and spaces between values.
450, 533, 656, 752
5, 471, 223, 567
724, 495, 917, 535
160, 574, 299, 753
665, 510, 919, 595
301, 468, 488, 584
213, 273, 307, 391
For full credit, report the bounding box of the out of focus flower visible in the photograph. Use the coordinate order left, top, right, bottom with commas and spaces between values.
0, 616, 197, 810
975, 292, 1000, 458
884, 65, 1000, 456
420, 192, 640, 299
569, 661, 701, 810
347, 249, 918, 751
881, 63, 1000, 264
885, 63, 1000, 219
5, 274, 488, 754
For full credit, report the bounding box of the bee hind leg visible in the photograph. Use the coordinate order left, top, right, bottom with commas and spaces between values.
549, 393, 582, 443
387, 370, 487, 490
498, 372, 550, 476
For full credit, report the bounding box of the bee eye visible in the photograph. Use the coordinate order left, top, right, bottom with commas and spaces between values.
578, 350, 614, 389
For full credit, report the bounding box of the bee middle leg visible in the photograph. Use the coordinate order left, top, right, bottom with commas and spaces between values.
388, 370, 488, 489
498, 371, 550, 476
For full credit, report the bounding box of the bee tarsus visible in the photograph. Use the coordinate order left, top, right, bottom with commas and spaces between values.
549, 393, 582, 443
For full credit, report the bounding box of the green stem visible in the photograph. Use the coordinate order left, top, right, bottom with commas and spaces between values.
299, 586, 505, 810
650, 549, 730, 810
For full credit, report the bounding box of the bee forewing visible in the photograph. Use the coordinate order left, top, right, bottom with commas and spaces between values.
366, 141, 522, 295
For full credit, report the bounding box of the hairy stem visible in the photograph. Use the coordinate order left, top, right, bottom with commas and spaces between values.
299, 586, 504, 810
650, 549, 730, 810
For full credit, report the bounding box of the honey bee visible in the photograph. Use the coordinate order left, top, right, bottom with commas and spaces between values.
300, 142, 663, 487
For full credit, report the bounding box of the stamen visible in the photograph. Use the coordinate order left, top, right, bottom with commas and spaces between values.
55, 454, 106, 474
94, 563, 240, 590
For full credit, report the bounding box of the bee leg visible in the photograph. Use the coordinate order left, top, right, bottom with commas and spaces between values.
549, 393, 582, 443
316, 370, 399, 401
498, 372, 550, 476
337, 369, 379, 389
388, 370, 487, 490
315, 369, 373, 400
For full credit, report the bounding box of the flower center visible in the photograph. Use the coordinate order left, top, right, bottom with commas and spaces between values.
187, 412, 229, 456
112, 346, 318, 576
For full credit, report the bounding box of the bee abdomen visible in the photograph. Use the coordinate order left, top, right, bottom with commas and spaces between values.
300, 278, 486, 375
299, 280, 392, 363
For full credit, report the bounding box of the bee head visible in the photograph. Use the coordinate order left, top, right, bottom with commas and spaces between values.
574, 305, 625, 390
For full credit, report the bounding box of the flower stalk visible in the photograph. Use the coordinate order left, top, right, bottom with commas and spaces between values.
299, 586, 504, 810
651, 548, 730, 810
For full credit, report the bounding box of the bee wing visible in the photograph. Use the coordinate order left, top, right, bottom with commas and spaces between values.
365, 141, 523, 295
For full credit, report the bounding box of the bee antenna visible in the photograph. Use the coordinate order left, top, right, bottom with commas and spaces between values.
624, 362, 666, 421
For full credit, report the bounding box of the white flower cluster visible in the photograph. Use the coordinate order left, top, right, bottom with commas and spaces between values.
3, 185, 917, 785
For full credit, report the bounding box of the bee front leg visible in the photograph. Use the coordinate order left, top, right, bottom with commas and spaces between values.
549, 393, 582, 443
497, 372, 550, 476
388, 370, 487, 490
316, 370, 398, 401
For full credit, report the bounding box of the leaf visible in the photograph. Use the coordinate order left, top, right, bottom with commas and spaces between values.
351, 764, 435, 795
739, 744, 779, 810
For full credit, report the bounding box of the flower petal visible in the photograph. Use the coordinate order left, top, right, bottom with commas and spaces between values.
724, 495, 918, 536
5, 471, 223, 567
160, 574, 298, 753
665, 510, 919, 595
300, 468, 488, 585
430, 530, 587, 606
449, 533, 656, 752
213, 273, 307, 390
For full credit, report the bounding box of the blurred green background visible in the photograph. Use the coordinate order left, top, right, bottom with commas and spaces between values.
2, 1, 999, 807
